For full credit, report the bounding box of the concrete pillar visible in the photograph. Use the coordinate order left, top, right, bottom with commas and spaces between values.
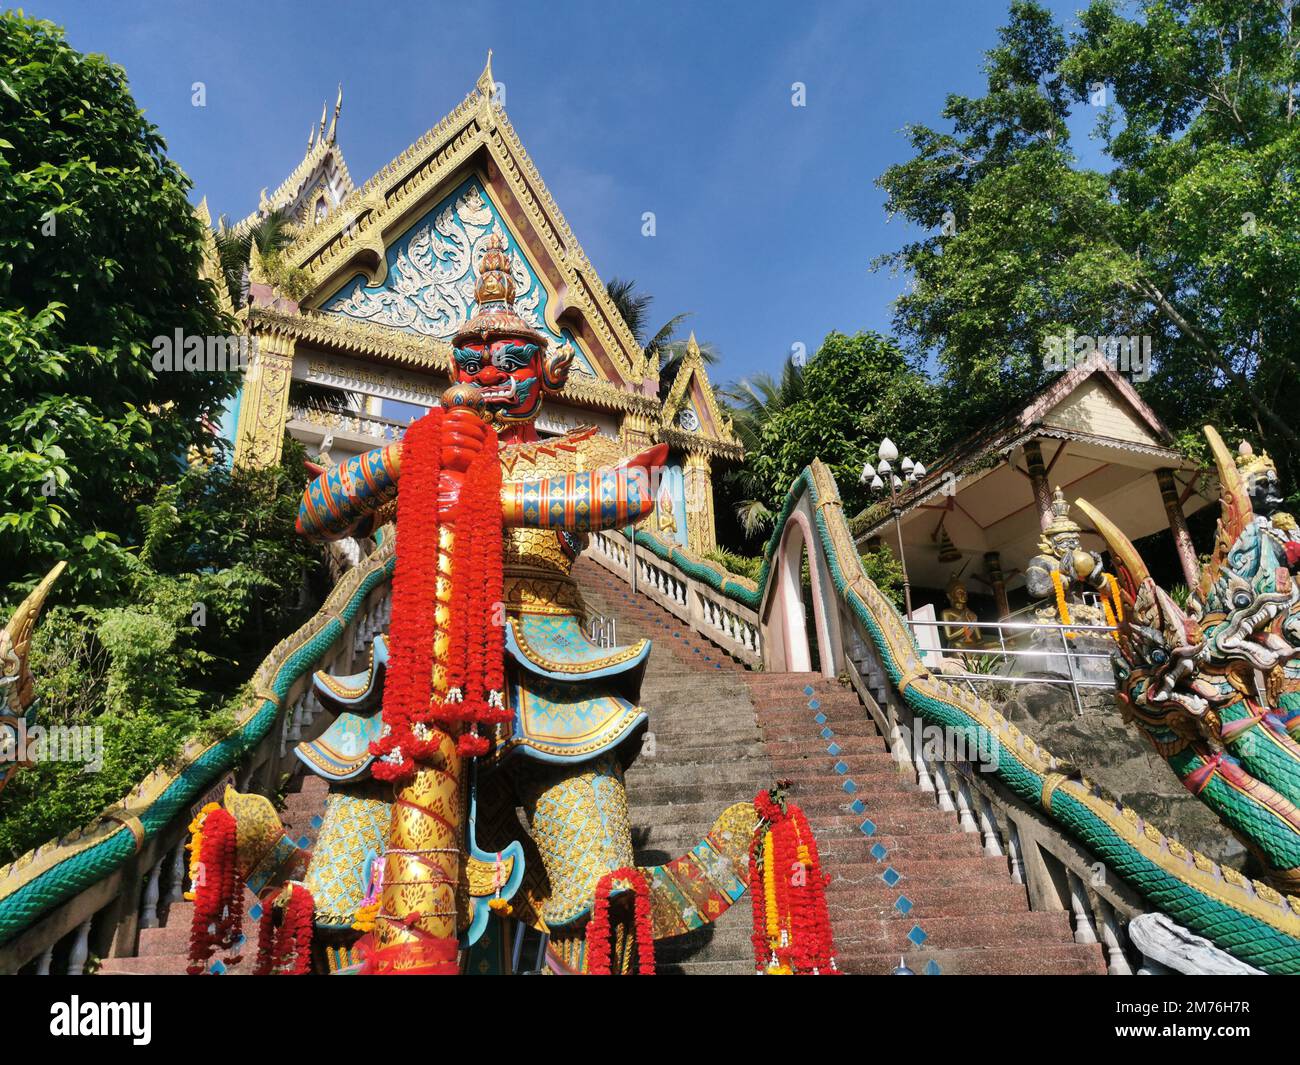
1024, 440, 1055, 532
684, 451, 717, 555
233, 332, 296, 469
1156, 468, 1199, 589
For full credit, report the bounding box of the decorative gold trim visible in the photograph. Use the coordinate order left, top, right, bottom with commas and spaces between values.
102, 812, 145, 854
508, 619, 647, 675
281, 66, 648, 385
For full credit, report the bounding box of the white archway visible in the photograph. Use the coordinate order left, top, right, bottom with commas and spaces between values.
760, 507, 842, 677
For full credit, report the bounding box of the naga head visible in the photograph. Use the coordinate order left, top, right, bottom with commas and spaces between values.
1198, 427, 1298, 673
1074, 500, 1219, 747
450, 233, 573, 425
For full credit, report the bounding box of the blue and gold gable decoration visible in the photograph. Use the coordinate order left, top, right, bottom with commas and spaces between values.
320, 175, 597, 377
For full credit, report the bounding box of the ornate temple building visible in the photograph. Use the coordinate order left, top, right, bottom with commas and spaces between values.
213, 58, 740, 556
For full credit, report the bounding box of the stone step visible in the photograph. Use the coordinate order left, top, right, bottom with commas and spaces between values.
837, 943, 1106, 976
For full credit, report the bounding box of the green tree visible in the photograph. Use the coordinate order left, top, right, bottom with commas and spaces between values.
875, 0, 1300, 472
0, 13, 237, 607
719, 331, 939, 540
0, 441, 324, 862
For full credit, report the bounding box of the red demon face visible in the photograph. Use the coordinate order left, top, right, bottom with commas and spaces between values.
452, 337, 574, 424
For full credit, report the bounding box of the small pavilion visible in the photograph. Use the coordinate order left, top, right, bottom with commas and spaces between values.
852, 352, 1214, 618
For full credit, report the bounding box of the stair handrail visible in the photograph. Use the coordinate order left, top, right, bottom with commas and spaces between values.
0, 533, 397, 970
765, 459, 1300, 973
585, 529, 763, 666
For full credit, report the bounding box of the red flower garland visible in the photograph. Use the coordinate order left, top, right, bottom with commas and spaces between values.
251, 884, 315, 975
749, 788, 840, 975
585, 867, 655, 975
186, 806, 242, 974
372, 409, 446, 782
372, 405, 510, 770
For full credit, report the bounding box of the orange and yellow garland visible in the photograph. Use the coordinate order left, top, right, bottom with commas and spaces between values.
749, 787, 839, 975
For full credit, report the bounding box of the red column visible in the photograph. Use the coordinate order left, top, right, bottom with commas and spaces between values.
1156, 468, 1199, 589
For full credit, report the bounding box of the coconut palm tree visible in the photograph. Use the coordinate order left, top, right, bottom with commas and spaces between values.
718, 355, 808, 537
213, 207, 298, 308
604, 277, 717, 399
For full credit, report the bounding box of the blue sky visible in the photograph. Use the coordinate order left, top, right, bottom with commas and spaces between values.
33, 0, 1097, 390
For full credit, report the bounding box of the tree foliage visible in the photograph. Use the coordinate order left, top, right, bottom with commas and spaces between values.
0, 443, 324, 862
0, 13, 237, 607
719, 331, 940, 541
875, 0, 1300, 478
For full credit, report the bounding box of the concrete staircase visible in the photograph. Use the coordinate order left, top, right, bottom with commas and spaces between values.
98, 554, 1104, 975
573, 555, 1105, 976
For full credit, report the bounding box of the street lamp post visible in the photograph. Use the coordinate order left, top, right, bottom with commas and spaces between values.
862, 437, 926, 619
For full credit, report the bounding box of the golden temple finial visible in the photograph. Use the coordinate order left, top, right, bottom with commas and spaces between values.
685, 332, 702, 360
327, 83, 342, 144
475, 231, 515, 306
477, 50, 495, 101
307, 122, 316, 151
453, 231, 546, 348
318, 99, 328, 142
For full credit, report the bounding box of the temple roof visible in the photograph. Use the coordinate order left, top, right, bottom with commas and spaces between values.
659, 334, 743, 460
278, 55, 653, 397
852, 352, 1215, 592
234, 86, 354, 233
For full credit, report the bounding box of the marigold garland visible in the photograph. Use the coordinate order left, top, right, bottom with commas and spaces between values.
585, 866, 655, 975
371, 406, 510, 772
186, 806, 243, 975
371, 408, 446, 783
252, 884, 315, 975
749, 787, 839, 975
1105, 572, 1124, 623
1051, 568, 1076, 638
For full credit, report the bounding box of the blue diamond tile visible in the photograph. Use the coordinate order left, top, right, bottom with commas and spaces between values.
809, 699, 821, 710
311, 815, 323, 829
908, 924, 928, 946
821, 727, 833, 739
803, 685, 814, 695
842, 779, 858, 794
298, 835, 310, 849
250, 902, 264, 920
827, 742, 842, 756
870, 842, 888, 860
815, 713, 827, 724
895, 895, 914, 915
850, 798, 866, 814
924, 960, 942, 975
859, 819, 876, 836
882, 867, 901, 887
834, 760, 849, 774
210, 960, 227, 975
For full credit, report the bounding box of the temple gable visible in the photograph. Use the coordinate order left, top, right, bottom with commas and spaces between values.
319, 175, 597, 378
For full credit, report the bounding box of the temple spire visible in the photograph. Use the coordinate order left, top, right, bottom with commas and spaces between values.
317, 100, 328, 142
327, 83, 342, 144
476, 49, 495, 100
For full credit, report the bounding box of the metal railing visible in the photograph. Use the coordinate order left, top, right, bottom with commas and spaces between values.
903, 616, 1118, 716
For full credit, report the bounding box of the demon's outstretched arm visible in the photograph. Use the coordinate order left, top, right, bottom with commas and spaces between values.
296, 437, 668, 542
